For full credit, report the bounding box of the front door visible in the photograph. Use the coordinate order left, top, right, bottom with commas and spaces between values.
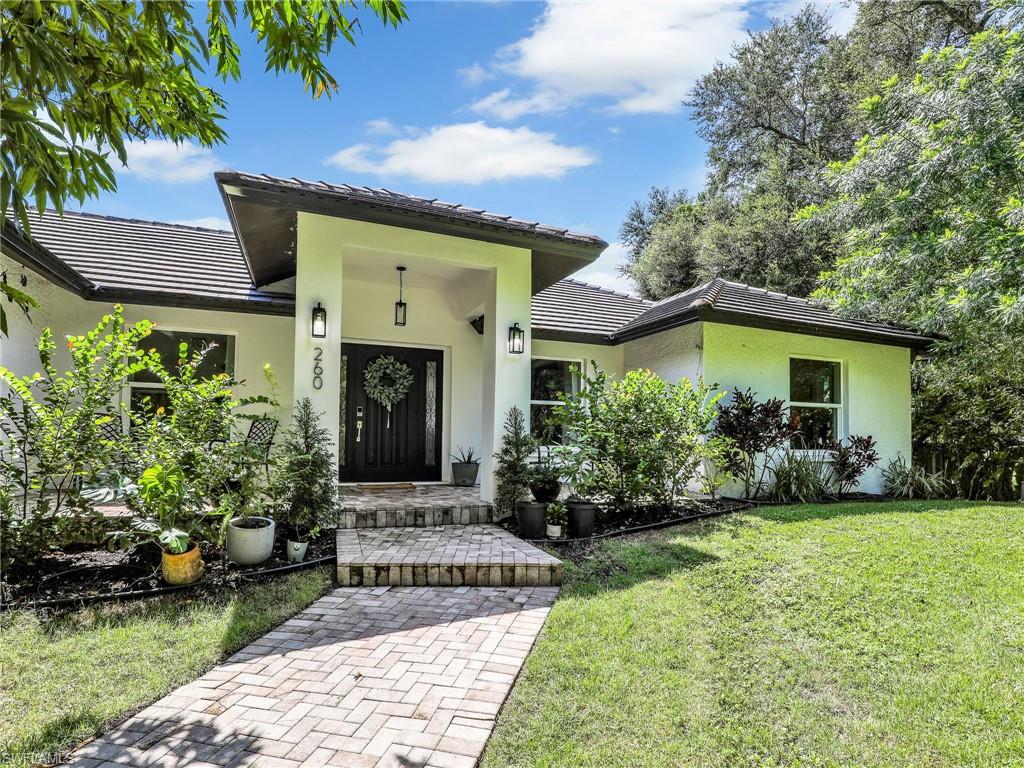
340, 343, 444, 482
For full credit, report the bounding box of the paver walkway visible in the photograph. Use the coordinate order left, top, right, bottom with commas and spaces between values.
70, 585, 558, 768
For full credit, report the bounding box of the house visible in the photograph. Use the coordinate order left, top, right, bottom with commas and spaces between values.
1, 171, 932, 497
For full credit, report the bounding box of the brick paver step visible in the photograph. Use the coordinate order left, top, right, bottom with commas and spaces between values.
334, 486, 495, 529
336, 524, 563, 588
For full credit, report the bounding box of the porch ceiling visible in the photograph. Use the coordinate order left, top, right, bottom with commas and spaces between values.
217, 170, 607, 293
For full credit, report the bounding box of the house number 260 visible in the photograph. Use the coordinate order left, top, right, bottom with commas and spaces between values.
312, 347, 324, 390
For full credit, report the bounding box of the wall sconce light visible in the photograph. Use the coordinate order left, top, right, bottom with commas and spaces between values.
311, 302, 327, 338
394, 266, 407, 327
508, 322, 525, 354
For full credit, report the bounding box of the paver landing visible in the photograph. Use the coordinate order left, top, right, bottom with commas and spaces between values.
69, 585, 558, 768
336, 525, 563, 588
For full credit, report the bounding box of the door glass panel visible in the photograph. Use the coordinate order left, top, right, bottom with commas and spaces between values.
339, 353, 347, 467
425, 360, 437, 466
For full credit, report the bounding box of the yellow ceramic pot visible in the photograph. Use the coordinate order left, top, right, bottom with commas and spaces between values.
161, 544, 205, 585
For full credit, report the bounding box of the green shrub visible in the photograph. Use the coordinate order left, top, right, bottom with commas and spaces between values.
272, 398, 336, 539
882, 456, 950, 499
768, 448, 833, 503
493, 406, 534, 517
552, 366, 725, 509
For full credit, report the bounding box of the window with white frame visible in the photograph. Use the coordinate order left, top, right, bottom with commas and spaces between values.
530, 357, 581, 444
788, 357, 841, 449
130, 329, 235, 414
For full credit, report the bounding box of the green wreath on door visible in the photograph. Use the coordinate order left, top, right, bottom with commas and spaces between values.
363, 355, 414, 428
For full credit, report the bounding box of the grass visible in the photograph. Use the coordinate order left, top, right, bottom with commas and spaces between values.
483, 500, 1024, 768
0, 568, 331, 768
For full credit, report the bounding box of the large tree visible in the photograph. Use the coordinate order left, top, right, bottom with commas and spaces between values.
0, 0, 406, 334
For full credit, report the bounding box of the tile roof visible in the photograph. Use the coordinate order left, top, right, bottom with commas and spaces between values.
4, 211, 932, 348
531, 279, 650, 338
9, 208, 292, 310
217, 171, 608, 249
612, 278, 932, 346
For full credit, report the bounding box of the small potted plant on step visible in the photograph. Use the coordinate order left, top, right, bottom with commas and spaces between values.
111, 463, 205, 585
450, 445, 481, 487
546, 501, 566, 539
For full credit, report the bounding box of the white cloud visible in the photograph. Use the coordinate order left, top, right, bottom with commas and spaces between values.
458, 62, 494, 86
573, 243, 639, 296
172, 216, 231, 230
122, 140, 222, 183
325, 121, 595, 184
365, 118, 403, 136
472, 2, 751, 119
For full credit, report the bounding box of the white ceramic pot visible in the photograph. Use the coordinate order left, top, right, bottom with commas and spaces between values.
286, 539, 309, 563
546, 524, 562, 539
226, 516, 276, 565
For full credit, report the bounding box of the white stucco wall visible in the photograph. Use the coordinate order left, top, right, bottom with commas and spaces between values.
622, 322, 705, 384
1, 254, 292, 417
702, 321, 912, 493
293, 213, 533, 496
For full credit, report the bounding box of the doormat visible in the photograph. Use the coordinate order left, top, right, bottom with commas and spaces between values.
355, 483, 417, 492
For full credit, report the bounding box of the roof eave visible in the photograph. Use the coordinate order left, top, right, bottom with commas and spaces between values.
1, 223, 95, 295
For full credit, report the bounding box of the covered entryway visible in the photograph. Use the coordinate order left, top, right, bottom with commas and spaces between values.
340, 342, 444, 482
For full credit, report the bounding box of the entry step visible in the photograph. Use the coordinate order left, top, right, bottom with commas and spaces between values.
336, 524, 563, 587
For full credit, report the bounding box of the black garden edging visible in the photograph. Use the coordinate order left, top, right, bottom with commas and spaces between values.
526, 500, 752, 546
1, 553, 336, 612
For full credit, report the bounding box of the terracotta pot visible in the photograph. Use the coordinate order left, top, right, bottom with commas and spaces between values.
451, 462, 480, 487
516, 501, 546, 539
161, 543, 205, 585
226, 516, 276, 565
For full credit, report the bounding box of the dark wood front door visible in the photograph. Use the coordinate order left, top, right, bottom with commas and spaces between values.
340, 343, 443, 482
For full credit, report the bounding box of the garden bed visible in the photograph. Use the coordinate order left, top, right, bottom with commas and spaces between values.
500, 497, 749, 544
1, 534, 336, 610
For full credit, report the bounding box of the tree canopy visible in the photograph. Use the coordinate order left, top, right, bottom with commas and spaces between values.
0, 0, 407, 235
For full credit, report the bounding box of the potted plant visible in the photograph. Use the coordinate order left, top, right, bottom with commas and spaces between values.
528, 452, 562, 502
222, 450, 276, 566
450, 445, 481, 487
111, 463, 204, 585
273, 398, 336, 563
494, 407, 540, 536
545, 501, 566, 539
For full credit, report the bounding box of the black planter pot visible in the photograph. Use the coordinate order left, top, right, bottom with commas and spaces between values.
451, 462, 480, 487
567, 502, 596, 539
529, 478, 562, 504
516, 501, 547, 539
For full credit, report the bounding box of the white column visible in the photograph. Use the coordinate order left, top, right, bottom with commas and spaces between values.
293, 213, 343, 473
480, 261, 532, 503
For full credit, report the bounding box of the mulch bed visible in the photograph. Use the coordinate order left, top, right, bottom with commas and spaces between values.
499, 497, 749, 542
1, 535, 335, 610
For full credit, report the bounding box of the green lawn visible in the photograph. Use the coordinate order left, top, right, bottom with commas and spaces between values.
0, 569, 331, 768
483, 500, 1024, 768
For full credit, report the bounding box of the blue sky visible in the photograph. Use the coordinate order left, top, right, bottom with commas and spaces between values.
82, 1, 855, 295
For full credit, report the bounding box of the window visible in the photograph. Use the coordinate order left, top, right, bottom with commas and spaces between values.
788, 357, 841, 449
130, 329, 235, 414
530, 358, 581, 444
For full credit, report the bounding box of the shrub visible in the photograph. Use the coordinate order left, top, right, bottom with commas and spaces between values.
882, 456, 950, 499
768, 448, 833, 503
272, 398, 336, 539
493, 406, 534, 517
828, 434, 879, 494
714, 388, 795, 498
0, 306, 156, 568
552, 366, 725, 508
